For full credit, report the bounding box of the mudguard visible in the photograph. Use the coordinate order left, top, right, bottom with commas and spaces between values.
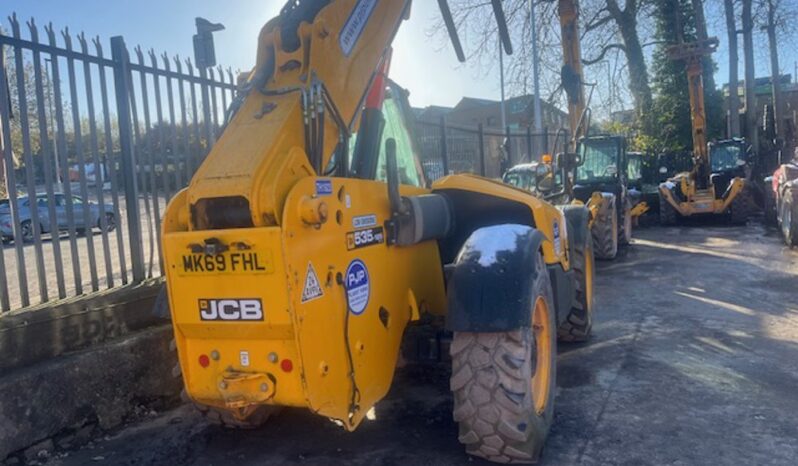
446, 224, 546, 332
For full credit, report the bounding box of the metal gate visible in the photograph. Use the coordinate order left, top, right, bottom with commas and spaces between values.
0, 14, 236, 312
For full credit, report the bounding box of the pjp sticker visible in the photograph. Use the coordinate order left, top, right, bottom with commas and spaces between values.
345, 259, 370, 316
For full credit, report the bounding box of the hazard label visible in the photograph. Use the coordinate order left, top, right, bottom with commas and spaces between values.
301, 262, 324, 303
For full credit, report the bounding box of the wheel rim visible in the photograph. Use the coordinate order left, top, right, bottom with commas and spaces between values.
21, 222, 33, 241
783, 201, 792, 241
530, 296, 552, 414
105, 214, 116, 231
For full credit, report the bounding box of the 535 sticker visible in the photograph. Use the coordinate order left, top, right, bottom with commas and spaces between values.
346, 227, 385, 250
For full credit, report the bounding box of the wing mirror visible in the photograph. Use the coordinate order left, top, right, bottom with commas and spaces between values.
556, 152, 581, 171
534, 163, 554, 193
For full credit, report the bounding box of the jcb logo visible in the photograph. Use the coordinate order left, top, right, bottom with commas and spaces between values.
199, 299, 264, 321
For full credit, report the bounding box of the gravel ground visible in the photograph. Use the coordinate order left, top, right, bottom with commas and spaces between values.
34, 221, 798, 465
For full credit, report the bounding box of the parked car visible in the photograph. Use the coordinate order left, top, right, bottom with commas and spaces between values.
0, 193, 116, 243
768, 160, 798, 246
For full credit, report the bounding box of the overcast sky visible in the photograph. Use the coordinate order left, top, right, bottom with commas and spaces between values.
4, 0, 796, 112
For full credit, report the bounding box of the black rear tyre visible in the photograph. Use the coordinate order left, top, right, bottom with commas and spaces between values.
730, 186, 754, 225
592, 196, 618, 260
451, 251, 557, 463
659, 193, 677, 226
558, 227, 594, 342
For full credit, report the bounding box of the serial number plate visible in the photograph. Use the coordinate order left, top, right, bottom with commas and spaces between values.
178, 250, 274, 275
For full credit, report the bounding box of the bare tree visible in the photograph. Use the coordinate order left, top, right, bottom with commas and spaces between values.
742, 0, 758, 150
765, 0, 784, 141
439, 0, 655, 124
724, 0, 741, 137
582, 0, 654, 122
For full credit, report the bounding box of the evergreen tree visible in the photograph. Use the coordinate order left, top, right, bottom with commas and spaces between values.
641, 0, 724, 153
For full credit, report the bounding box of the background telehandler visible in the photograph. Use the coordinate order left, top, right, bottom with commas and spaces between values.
657, 33, 754, 224
161, 1, 595, 463
504, 0, 643, 260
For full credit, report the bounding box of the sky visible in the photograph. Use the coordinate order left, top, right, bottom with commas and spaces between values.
3, 0, 796, 113
3, 0, 498, 109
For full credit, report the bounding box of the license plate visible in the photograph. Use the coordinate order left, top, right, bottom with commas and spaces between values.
694, 202, 710, 211
178, 249, 274, 276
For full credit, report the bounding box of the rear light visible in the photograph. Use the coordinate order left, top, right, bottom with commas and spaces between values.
198, 354, 210, 368
280, 359, 293, 373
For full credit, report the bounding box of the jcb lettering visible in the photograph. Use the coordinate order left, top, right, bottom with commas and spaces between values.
199, 299, 264, 321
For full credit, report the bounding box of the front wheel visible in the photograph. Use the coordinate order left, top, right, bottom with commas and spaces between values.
659, 193, 677, 226
558, 230, 595, 342
592, 197, 618, 260
451, 252, 556, 463
729, 187, 753, 225
780, 189, 798, 246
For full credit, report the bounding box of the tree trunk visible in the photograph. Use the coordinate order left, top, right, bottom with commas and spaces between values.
766, 0, 784, 143
724, 0, 741, 137
742, 0, 758, 151
608, 1, 653, 126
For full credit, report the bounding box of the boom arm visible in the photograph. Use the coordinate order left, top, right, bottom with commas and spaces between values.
558, 0, 587, 151
667, 38, 718, 185
185, 1, 411, 230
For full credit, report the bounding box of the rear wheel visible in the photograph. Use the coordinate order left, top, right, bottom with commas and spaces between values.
730, 186, 754, 225
659, 192, 677, 226
450, 252, 556, 463
780, 189, 798, 246
558, 232, 594, 342
20, 220, 35, 243
98, 212, 116, 232
170, 339, 278, 429
592, 197, 618, 260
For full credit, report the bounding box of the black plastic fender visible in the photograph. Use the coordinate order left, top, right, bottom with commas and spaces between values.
446, 224, 546, 332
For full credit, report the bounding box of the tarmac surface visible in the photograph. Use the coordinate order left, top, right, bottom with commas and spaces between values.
36, 222, 798, 465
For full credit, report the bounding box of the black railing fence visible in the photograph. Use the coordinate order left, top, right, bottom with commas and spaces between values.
415, 116, 558, 182
0, 13, 235, 312
0, 13, 561, 314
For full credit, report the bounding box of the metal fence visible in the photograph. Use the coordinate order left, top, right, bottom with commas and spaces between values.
0, 14, 235, 312
415, 116, 562, 182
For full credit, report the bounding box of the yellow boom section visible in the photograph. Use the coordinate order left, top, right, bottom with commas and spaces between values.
182, 0, 410, 230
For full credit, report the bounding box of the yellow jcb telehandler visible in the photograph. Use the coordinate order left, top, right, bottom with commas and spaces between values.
160, 1, 594, 463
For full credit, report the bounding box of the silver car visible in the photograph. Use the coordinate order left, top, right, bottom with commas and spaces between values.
0, 194, 116, 243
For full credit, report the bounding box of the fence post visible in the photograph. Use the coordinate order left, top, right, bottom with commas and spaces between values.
543, 126, 549, 154
111, 36, 145, 282
503, 125, 512, 173
526, 126, 533, 163
478, 123, 486, 177
439, 115, 449, 176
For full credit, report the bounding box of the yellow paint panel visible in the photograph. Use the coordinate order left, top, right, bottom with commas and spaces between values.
281, 177, 446, 428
